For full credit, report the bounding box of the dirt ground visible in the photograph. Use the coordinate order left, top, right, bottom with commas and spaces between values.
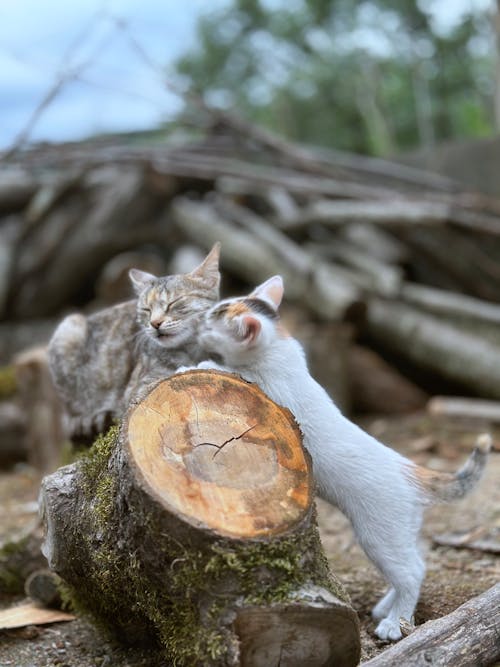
0, 411, 498, 666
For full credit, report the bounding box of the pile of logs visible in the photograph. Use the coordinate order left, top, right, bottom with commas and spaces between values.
3, 113, 500, 405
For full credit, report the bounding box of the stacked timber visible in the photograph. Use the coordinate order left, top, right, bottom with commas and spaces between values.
2, 113, 500, 415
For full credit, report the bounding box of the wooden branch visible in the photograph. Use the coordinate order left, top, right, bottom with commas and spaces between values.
365, 298, 500, 399
310, 145, 461, 193
213, 196, 313, 277
305, 239, 403, 297
361, 584, 500, 667
279, 199, 500, 235
348, 345, 427, 414
401, 227, 500, 301
14, 346, 65, 473
428, 396, 500, 422
401, 282, 500, 326
171, 197, 365, 321
338, 221, 409, 264
432, 528, 500, 554
280, 199, 452, 230
40, 371, 361, 666
11, 165, 164, 317
0, 168, 38, 213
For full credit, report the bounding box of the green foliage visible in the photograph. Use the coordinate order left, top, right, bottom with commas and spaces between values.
175, 0, 495, 155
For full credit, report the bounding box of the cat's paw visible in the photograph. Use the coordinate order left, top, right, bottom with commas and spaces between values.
372, 590, 395, 621
196, 360, 220, 370
375, 618, 402, 641
176, 365, 197, 373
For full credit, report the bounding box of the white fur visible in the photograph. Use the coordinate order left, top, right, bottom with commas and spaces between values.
182, 277, 487, 641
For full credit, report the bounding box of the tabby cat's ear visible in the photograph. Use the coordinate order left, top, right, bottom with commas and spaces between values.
129, 268, 156, 294
190, 242, 221, 289
250, 275, 284, 310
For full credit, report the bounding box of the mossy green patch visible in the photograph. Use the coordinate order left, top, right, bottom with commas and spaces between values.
0, 365, 16, 400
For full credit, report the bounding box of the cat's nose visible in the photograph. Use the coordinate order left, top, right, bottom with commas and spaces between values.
150, 318, 163, 329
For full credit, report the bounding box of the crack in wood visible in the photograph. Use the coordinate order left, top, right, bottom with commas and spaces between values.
193, 424, 258, 459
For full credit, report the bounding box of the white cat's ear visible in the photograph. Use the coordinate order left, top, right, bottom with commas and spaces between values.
129, 268, 156, 294
250, 275, 284, 310
241, 315, 262, 344
190, 242, 221, 289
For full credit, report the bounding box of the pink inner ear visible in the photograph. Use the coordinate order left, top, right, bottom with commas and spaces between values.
250, 276, 284, 309
242, 315, 261, 343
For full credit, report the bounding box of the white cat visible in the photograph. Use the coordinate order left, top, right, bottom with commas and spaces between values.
179, 275, 491, 641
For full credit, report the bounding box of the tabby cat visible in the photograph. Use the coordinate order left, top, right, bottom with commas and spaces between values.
49, 243, 221, 439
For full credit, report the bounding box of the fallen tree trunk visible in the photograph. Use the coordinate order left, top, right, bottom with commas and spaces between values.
40, 370, 360, 667
280, 199, 500, 235
428, 396, 500, 422
171, 197, 365, 322
365, 298, 500, 399
14, 346, 65, 473
361, 583, 500, 667
400, 282, 500, 326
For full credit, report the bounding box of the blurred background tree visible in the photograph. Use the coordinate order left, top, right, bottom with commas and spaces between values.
174, 0, 496, 156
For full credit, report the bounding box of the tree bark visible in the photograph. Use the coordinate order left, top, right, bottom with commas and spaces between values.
401, 282, 500, 326
365, 298, 500, 399
280, 199, 500, 236
360, 584, 500, 667
171, 197, 365, 322
428, 396, 500, 422
14, 346, 65, 473
39, 370, 360, 667
348, 345, 427, 414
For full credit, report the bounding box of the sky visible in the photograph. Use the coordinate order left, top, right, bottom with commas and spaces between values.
0, 0, 495, 150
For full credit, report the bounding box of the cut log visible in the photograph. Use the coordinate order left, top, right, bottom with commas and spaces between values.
428, 396, 500, 422
25, 568, 63, 608
401, 227, 500, 301
401, 282, 500, 326
365, 298, 500, 399
171, 197, 365, 322
305, 239, 403, 296
348, 345, 428, 414
14, 346, 65, 473
280, 198, 500, 235
40, 370, 360, 667
360, 583, 500, 667
432, 527, 500, 554
337, 221, 409, 265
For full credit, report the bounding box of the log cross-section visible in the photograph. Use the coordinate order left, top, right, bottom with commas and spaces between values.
128, 370, 311, 538
40, 370, 360, 667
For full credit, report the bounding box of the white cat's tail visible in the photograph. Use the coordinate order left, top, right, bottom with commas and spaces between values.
409, 433, 492, 503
